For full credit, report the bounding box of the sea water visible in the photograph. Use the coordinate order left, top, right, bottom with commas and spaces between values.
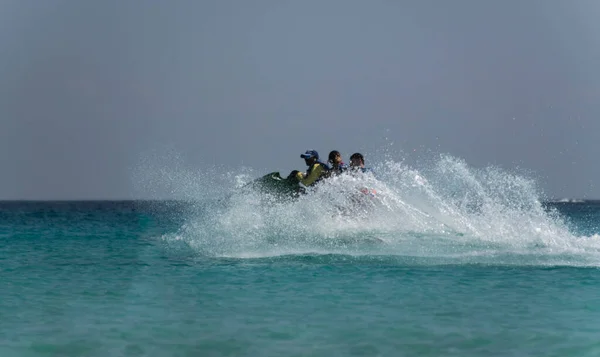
2, 155, 600, 357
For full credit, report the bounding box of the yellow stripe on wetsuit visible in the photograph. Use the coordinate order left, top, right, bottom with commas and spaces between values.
296, 163, 326, 186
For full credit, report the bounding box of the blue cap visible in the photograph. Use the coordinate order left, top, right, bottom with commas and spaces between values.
300, 150, 319, 160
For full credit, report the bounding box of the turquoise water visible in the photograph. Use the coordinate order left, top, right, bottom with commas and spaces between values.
4, 157, 600, 356
3, 201, 600, 357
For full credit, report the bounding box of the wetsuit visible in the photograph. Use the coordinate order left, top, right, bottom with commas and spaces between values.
329, 162, 349, 176
297, 161, 330, 186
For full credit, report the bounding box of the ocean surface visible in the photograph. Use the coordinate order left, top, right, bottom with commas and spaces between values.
3, 157, 600, 356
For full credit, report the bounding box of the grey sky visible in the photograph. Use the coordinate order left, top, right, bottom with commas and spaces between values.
1, 0, 599, 199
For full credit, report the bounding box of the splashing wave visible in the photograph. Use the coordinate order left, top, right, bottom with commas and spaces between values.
139, 152, 600, 266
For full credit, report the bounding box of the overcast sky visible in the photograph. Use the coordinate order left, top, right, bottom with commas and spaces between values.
1, 0, 599, 199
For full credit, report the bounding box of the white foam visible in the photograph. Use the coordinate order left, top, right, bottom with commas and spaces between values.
138, 150, 600, 266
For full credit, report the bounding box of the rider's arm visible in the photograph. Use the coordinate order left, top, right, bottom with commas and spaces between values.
299, 164, 325, 186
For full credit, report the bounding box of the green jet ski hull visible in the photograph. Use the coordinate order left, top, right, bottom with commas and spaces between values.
243, 171, 301, 200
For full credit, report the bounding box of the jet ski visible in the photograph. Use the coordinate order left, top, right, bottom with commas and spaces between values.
241, 170, 379, 207
241, 171, 302, 201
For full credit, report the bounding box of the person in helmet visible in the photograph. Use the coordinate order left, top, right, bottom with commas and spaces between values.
296, 150, 330, 187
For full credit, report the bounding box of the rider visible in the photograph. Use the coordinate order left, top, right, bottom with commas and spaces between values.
349, 152, 373, 174
327, 150, 348, 176
296, 150, 330, 187
349, 152, 376, 197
